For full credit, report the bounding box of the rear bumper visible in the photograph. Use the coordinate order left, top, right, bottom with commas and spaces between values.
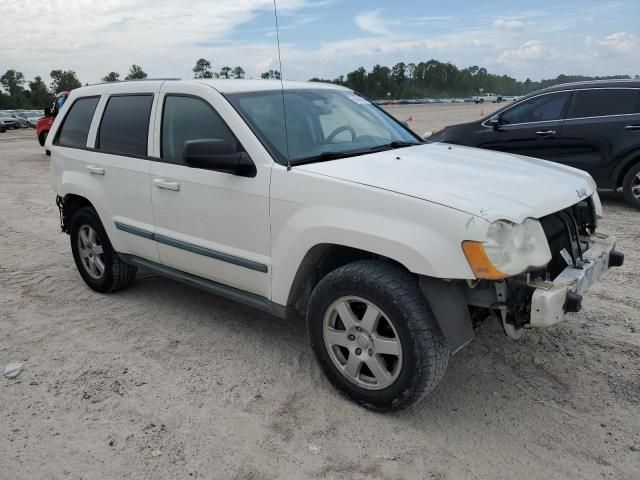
529, 234, 620, 328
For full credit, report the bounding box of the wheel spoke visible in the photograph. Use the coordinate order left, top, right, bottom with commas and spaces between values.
89, 257, 98, 276
365, 356, 392, 385
93, 244, 104, 255
88, 227, 97, 245
325, 328, 350, 348
80, 228, 90, 247
373, 335, 401, 356
94, 256, 105, 275
360, 303, 380, 333
335, 301, 358, 329
343, 353, 362, 379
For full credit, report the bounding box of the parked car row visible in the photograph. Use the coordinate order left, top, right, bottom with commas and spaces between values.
0, 109, 45, 131
375, 96, 520, 106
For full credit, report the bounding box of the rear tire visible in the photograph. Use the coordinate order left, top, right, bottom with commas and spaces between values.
306, 260, 449, 412
622, 161, 640, 210
70, 207, 137, 293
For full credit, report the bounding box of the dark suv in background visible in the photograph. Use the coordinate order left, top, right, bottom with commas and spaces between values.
429, 80, 640, 209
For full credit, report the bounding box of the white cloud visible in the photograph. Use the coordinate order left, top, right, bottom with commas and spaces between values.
354, 10, 453, 36
596, 31, 640, 54
1, 1, 639, 86
496, 40, 546, 64
0, 0, 322, 83
493, 19, 527, 31
355, 10, 390, 35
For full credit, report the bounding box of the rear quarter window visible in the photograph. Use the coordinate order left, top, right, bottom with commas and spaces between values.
56, 97, 100, 148
568, 89, 639, 118
97, 95, 153, 156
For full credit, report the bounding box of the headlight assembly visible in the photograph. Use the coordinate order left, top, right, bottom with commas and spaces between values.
462, 218, 551, 279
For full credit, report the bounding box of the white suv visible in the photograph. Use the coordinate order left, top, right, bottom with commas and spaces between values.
48, 79, 623, 411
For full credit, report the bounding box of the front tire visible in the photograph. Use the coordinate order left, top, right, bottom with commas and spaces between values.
70, 207, 137, 293
307, 261, 449, 412
38, 131, 47, 146
622, 161, 640, 210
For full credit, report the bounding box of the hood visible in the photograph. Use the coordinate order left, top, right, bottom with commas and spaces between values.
297, 143, 596, 223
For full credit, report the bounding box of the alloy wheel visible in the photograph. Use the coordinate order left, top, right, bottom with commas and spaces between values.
77, 225, 105, 279
322, 296, 403, 390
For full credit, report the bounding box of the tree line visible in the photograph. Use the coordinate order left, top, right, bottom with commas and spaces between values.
0, 64, 149, 109
310, 60, 637, 99
2, 56, 636, 109
0, 59, 281, 109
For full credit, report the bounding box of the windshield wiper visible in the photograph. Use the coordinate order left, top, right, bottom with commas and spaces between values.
290, 141, 420, 166
291, 150, 372, 166
369, 140, 418, 151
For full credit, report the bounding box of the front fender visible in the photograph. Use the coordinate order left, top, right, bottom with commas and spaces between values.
269, 167, 487, 305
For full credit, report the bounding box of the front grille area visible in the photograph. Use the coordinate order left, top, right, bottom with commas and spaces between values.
538, 196, 597, 279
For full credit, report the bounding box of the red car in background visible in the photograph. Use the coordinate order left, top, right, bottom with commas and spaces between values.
36, 92, 69, 147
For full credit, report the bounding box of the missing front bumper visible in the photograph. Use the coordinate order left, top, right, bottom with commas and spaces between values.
529, 234, 619, 328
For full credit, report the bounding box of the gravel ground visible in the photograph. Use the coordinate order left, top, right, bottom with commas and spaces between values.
1, 107, 639, 480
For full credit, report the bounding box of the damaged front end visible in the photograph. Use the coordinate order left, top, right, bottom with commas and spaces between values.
463, 196, 624, 339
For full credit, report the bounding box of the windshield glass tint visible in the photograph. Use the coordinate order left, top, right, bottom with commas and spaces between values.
226, 89, 419, 164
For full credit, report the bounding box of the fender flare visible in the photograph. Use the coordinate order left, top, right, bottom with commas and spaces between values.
419, 276, 474, 354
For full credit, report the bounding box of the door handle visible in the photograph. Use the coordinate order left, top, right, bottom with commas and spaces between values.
153, 178, 180, 191
536, 130, 557, 136
86, 165, 105, 175
624, 125, 640, 131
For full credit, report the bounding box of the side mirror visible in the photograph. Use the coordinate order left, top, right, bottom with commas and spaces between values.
44, 107, 52, 117
489, 115, 501, 130
183, 139, 256, 177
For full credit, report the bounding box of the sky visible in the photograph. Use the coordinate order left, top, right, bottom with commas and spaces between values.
1, 0, 639, 86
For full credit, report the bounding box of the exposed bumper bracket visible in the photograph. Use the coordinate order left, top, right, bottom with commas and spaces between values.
530, 234, 616, 328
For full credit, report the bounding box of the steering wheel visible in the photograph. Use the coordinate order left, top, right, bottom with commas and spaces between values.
326, 125, 356, 143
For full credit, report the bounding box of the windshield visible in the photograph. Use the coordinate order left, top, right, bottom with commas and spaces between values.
226, 89, 420, 165
26, 112, 42, 117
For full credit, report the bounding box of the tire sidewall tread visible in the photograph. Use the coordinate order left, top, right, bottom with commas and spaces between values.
69, 207, 136, 293
622, 161, 640, 210
306, 260, 449, 412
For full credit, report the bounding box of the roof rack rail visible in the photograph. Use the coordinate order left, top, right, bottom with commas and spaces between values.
89, 78, 182, 86
543, 78, 636, 90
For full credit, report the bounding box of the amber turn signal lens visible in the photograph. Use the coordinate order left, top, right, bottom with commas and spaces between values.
461, 241, 508, 280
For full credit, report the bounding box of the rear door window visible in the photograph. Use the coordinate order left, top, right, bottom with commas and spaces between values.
97, 95, 153, 156
500, 92, 571, 125
56, 97, 100, 148
161, 95, 239, 163
567, 89, 639, 119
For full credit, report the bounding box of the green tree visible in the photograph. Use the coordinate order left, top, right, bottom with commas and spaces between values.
50, 70, 82, 93
193, 58, 214, 79
101, 72, 120, 82
232, 66, 245, 79
0, 69, 26, 97
125, 65, 147, 80
28, 76, 53, 108
219, 66, 232, 79
260, 70, 281, 80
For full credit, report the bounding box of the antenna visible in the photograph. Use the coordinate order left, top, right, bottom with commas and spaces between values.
272, 0, 291, 170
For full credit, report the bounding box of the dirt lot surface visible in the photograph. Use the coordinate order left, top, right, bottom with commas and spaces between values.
1, 107, 639, 479
384, 102, 502, 136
